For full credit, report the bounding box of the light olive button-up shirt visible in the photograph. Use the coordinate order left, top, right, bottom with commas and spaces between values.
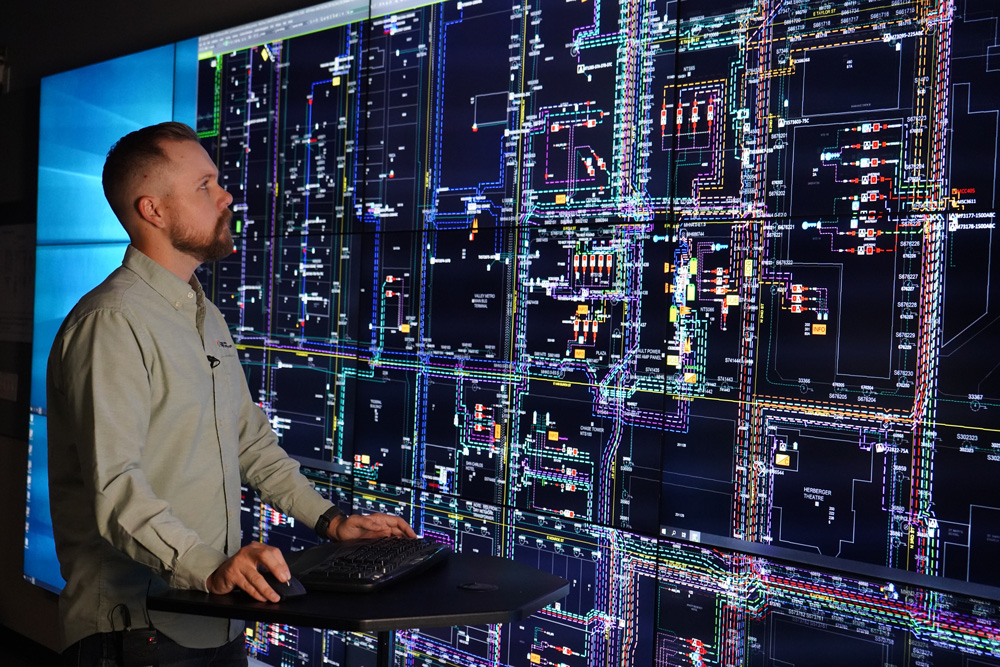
47, 245, 333, 650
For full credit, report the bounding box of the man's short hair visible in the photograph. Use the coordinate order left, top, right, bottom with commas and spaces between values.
102, 121, 200, 222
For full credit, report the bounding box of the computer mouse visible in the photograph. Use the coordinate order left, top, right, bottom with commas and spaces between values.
260, 570, 307, 601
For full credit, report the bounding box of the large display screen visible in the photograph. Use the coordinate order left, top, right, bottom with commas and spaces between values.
27, 0, 1000, 665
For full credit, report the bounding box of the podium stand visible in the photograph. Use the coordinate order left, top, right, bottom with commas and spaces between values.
149, 551, 570, 667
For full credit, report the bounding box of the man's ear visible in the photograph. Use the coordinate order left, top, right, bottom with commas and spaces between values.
136, 194, 167, 229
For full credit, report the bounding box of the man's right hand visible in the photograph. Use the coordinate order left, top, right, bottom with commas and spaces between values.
206, 541, 289, 603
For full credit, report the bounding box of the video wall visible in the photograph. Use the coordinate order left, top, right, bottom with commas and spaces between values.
27, 0, 1000, 665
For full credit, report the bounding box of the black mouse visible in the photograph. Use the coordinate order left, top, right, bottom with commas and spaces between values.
259, 570, 307, 601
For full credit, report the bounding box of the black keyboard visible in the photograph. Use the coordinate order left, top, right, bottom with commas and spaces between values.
287, 537, 451, 593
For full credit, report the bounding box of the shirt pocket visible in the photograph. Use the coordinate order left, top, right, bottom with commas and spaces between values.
206, 337, 245, 428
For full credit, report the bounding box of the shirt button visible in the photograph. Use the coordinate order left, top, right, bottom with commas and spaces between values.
173, 301, 181, 309
187, 292, 194, 299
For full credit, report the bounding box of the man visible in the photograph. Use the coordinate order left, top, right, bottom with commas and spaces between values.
47, 121, 415, 665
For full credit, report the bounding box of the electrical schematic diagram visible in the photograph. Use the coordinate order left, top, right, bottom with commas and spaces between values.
190, 0, 1000, 665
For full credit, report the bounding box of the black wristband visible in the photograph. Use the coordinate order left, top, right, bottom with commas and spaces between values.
314, 505, 345, 538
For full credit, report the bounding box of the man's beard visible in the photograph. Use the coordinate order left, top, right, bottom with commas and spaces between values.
169, 209, 234, 263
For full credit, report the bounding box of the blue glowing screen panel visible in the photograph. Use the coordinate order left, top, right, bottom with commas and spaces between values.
27, 0, 1000, 665
26, 40, 196, 591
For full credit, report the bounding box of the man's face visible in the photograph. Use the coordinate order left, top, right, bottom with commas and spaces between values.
158, 140, 234, 264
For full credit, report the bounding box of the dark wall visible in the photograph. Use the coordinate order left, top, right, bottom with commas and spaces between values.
0, 0, 325, 649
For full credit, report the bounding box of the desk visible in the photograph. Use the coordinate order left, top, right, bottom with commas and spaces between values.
149, 551, 569, 667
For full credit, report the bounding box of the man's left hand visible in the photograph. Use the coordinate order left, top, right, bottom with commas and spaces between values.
328, 512, 417, 541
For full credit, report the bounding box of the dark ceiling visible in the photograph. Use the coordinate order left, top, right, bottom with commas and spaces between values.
1, 0, 324, 92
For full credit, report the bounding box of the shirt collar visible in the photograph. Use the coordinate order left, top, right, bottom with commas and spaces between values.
122, 245, 204, 312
